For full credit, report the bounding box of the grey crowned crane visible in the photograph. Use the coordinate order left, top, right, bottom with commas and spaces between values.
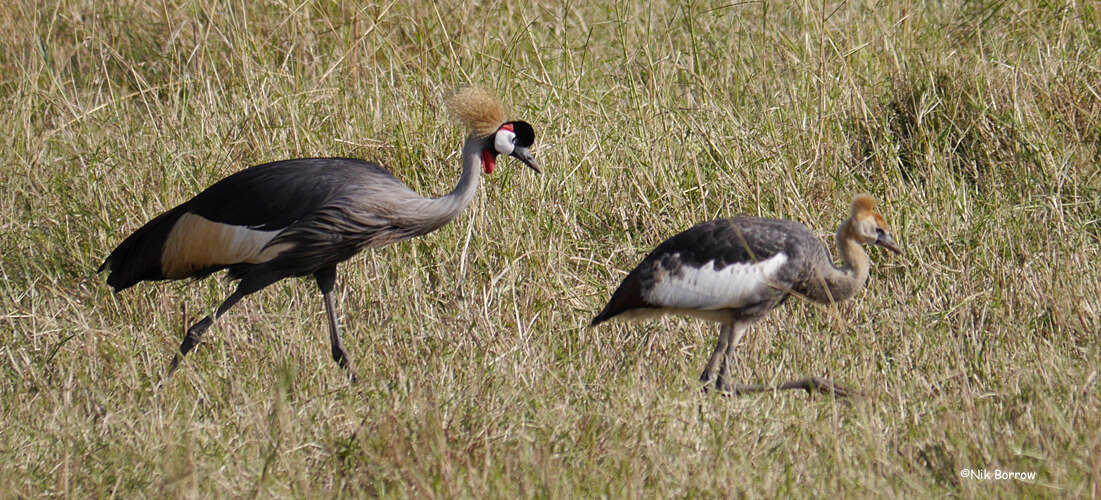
591, 195, 901, 396
98, 88, 538, 377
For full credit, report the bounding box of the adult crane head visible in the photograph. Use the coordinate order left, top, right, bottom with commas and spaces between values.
488, 120, 537, 174
448, 87, 540, 174
848, 194, 902, 255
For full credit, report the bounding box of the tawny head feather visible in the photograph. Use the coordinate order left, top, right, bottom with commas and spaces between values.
850, 194, 889, 228
448, 87, 507, 138
846, 194, 902, 254
850, 193, 876, 217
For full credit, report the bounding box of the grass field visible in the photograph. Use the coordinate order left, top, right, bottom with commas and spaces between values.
2, 0, 1099, 496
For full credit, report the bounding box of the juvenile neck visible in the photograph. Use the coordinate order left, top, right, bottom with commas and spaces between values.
805, 218, 870, 304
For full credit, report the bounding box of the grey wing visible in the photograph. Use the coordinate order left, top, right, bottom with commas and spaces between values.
229, 164, 421, 280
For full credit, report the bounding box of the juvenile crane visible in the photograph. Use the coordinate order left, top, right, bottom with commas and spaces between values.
99, 88, 538, 376
591, 195, 901, 396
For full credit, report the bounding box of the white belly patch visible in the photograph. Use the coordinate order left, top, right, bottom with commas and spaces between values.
644, 252, 788, 310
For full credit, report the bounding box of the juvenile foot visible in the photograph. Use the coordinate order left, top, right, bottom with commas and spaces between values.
707, 376, 858, 398
777, 376, 858, 397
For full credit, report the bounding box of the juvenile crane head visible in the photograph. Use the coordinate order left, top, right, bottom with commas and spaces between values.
848, 194, 902, 254
448, 87, 539, 174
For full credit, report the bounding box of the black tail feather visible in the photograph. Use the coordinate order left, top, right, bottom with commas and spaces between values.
590, 271, 646, 327
99, 206, 186, 292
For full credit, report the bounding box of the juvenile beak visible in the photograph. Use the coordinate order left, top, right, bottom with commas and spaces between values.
509, 146, 540, 174
876, 231, 903, 255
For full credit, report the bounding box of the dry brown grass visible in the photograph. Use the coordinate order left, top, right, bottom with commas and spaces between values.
1, 0, 1099, 497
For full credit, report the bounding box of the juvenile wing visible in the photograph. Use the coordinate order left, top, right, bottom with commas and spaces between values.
592, 218, 812, 324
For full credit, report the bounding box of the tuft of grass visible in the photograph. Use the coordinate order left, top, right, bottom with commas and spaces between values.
853, 68, 1040, 190
1, 0, 1099, 497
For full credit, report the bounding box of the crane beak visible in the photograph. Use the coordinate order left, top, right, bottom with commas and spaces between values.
509, 146, 540, 174
876, 232, 902, 255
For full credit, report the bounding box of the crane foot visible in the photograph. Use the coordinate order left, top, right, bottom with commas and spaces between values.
331, 348, 358, 383
166, 354, 183, 376
699, 369, 719, 392
778, 376, 858, 397
707, 376, 859, 398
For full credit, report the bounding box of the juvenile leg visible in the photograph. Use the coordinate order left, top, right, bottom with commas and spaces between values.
315, 265, 356, 379
699, 322, 732, 389
714, 323, 749, 392
167, 289, 245, 375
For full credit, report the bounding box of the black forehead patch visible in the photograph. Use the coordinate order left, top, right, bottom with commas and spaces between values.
508, 120, 535, 147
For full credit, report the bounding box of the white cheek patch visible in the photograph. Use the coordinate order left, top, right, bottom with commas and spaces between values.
862, 220, 881, 244
644, 253, 788, 310
494, 129, 516, 155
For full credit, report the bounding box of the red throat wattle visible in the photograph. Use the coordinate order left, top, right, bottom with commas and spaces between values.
482, 123, 511, 174
481, 149, 496, 174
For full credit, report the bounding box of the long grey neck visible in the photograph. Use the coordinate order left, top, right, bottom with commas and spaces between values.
411, 134, 484, 231
804, 218, 870, 304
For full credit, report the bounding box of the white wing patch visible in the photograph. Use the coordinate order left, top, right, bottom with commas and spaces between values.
644, 253, 788, 310
161, 213, 289, 277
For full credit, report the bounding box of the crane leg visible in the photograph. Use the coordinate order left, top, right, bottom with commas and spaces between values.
711, 326, 854, 396
714, 323, 749, 392
315, 266, 357, 381
718, 326, 855, 396
167, 289, 245, 375
700, 322, 733, 390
